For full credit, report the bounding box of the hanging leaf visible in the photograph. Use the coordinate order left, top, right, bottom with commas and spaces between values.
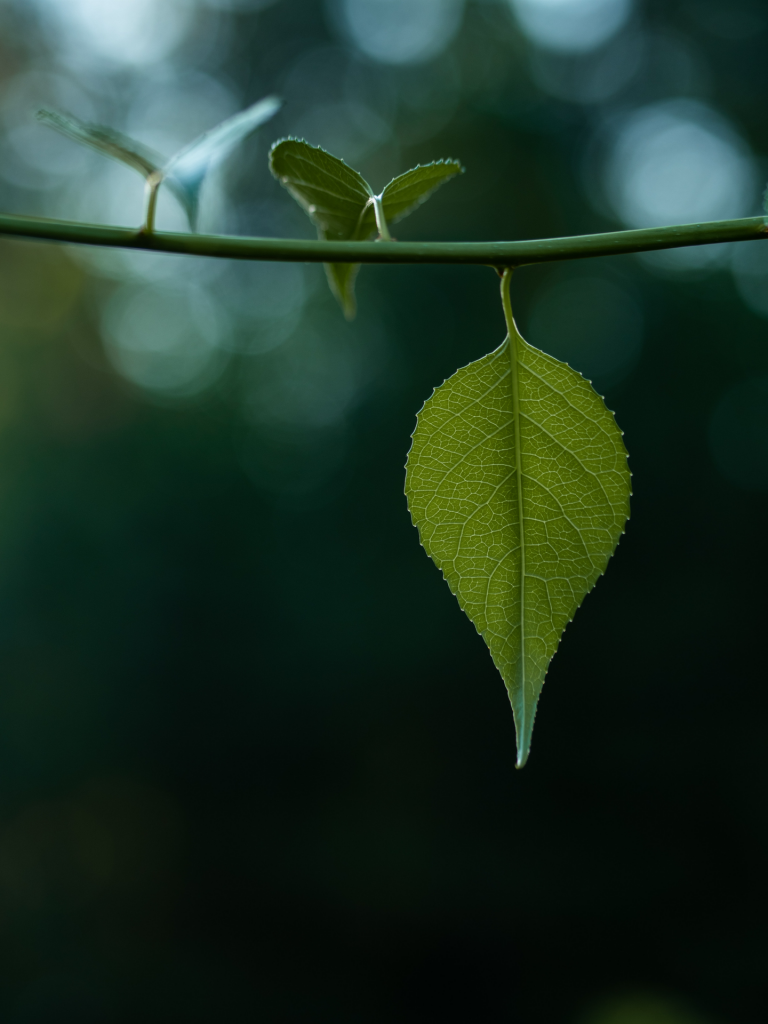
269, 139, 463, 318
405, 271, 630, 767
37, 97, 282, 231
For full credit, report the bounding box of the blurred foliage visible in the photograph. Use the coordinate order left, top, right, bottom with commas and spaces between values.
0, 0, 766, 1020
578, 994, 716, 1024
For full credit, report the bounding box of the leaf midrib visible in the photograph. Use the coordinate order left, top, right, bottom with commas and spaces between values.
509, 330, 526, 724
501, 271, 527, 765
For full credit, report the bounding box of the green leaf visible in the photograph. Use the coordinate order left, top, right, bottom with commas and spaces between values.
36, 108, 164, 179
405, 270, 630, 766
381, 160, 463, 225
269, 138, 374, 238
323, 262, 361, 320
269, 138, 375, 319
269, 140, 463, 318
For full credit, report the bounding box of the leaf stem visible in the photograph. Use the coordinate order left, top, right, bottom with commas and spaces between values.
0, 212, 766, 265
372, 196, 391, 241
142, 172, 164, 234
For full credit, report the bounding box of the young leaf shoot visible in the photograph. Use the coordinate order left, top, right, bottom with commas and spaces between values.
37, 96, 282, 232
164, 96, 283, 230
269, 139, 374, 318
36, 108, 165, 178
405, 269, 631, 766
269, 139, 462, 318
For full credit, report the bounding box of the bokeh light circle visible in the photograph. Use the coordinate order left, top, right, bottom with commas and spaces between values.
101, 283, 227, 396
338, 0, 464, 65
33, 0, 194, 67
603, 100, 755, 229
508, 0, 633, 54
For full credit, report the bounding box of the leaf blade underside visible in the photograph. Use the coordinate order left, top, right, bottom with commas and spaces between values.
268, 138, 373, 236
269, 138, 375, 319
381, 160, 463, 225
165, 95, 282, 231
405, 275, 630, 766
36, 108, 164, 179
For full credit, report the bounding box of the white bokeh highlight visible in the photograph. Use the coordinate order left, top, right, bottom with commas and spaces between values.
101, 283, 228, 395
508, 0, 633, 54
602, 100, 757, 270
32, 0, 194, 68
338, 0, 464, 65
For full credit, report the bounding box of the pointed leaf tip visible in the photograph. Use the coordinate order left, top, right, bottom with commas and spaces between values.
325, 262, 359, 320
511, 680, 537, 768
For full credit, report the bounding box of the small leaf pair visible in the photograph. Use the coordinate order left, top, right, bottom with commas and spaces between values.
38, 96, 282, 231
269, 139, 463, 318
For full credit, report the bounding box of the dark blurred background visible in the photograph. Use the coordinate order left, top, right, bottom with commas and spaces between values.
0, 0, 766, 1020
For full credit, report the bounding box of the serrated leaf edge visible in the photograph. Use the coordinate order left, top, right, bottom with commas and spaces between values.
380, 158, 464, 192
268, 136, 374, 195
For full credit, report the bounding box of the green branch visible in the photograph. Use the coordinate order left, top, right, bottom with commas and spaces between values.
0, 211, 766, 267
